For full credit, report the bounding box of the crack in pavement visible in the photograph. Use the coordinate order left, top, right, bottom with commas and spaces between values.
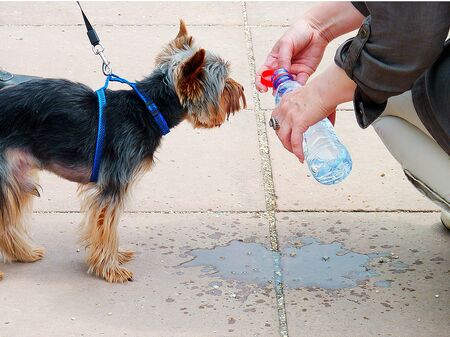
31, 210, 441, 215
242, 2, 289, 337
0, 23, 292, 28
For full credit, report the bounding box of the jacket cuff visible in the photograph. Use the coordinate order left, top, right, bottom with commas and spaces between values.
334, 17, 371, 79
351, 2, 370, 17
334, 17, 387, 128
353, 87, 387, 129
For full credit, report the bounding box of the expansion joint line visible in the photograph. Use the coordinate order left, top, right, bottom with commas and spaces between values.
241, 2, 288, 337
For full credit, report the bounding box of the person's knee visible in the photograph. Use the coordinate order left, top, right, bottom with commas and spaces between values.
373, 116, 450, 209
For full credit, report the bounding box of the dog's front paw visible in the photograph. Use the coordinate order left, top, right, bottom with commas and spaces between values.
118, 250, 135, 265
104, 266, 134, 283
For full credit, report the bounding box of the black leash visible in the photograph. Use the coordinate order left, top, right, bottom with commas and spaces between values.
77, 1, 112, 75
77, 1, 100, 46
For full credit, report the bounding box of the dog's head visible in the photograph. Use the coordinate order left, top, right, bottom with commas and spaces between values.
155, 20, 246, 128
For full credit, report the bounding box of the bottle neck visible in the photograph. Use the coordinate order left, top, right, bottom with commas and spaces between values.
275, 79, 302, 95
272, 69, 294, 90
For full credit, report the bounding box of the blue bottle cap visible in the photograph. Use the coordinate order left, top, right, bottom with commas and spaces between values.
272, 68, 294, 89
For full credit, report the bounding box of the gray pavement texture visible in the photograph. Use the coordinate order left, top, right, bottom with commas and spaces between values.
0, 2, 448, 337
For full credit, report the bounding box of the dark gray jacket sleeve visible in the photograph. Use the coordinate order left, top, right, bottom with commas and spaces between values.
335, 2, 450, 128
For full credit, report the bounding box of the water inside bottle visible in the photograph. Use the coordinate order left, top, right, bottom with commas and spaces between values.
274, 82, 299, 105
304, 120, 352, 185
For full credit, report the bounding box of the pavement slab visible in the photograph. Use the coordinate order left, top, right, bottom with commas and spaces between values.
0, 25, 253, 107
0, 1, 244, 26
0, 212, 279, 337
277, 212, 450, 337
246, 1, 315, 26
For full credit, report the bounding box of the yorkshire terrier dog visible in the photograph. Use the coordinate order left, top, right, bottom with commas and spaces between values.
0, 21, 246, 282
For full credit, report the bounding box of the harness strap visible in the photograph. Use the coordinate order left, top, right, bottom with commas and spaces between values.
108, 74, 170, 135
89, 74, 170, 183
90, 87, 107, 182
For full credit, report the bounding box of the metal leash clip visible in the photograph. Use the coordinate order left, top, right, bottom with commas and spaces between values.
78, 1, 112, 76
92, 43, 112, 76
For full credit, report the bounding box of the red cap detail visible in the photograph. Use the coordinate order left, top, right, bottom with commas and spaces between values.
261, 69, 275, 88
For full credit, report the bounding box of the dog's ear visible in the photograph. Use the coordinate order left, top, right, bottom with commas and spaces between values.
176, 49, 206, 103
155, 19, 194, 65
173, 19, 193, 48
176, 19, 188, 39
181, 48, 205, 78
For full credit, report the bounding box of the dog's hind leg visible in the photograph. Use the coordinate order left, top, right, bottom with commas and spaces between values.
78, 183, 133, 283
0, 150, 44, 270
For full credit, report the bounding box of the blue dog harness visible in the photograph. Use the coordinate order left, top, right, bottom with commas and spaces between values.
90, 73, 170, 182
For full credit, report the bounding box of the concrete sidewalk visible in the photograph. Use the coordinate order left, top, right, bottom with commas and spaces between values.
0, 2, 448, 337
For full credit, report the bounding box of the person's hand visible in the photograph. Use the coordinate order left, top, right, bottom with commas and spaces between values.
272, 85, 333, 163
271, 64, 357, 162
256, 2, 365, 92
256, 18, 330, 91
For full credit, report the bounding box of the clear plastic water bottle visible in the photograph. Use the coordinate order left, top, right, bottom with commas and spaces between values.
263, 68, 352, 185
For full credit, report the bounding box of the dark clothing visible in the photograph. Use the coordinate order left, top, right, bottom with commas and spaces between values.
413, 40, 450, 153
334, 2, 450, 154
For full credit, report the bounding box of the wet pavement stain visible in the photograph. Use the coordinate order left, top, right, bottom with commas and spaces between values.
182, 241, 274, 286
180, 237, 400, 290
283, 237, 380, 289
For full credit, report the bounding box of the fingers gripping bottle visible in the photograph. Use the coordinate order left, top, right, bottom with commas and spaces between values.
261, 68, 352, 185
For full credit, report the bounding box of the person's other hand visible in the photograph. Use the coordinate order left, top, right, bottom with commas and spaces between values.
270, 63, 357, 162
272, 85, 333, 162
256, 18, 331, 92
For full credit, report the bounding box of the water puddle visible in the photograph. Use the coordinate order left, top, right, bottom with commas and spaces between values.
181, 237, 402, 290
283, 238, 380, 289
182, 241, 274, 286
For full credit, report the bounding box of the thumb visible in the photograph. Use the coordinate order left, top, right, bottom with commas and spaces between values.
277, 40, 293, 72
